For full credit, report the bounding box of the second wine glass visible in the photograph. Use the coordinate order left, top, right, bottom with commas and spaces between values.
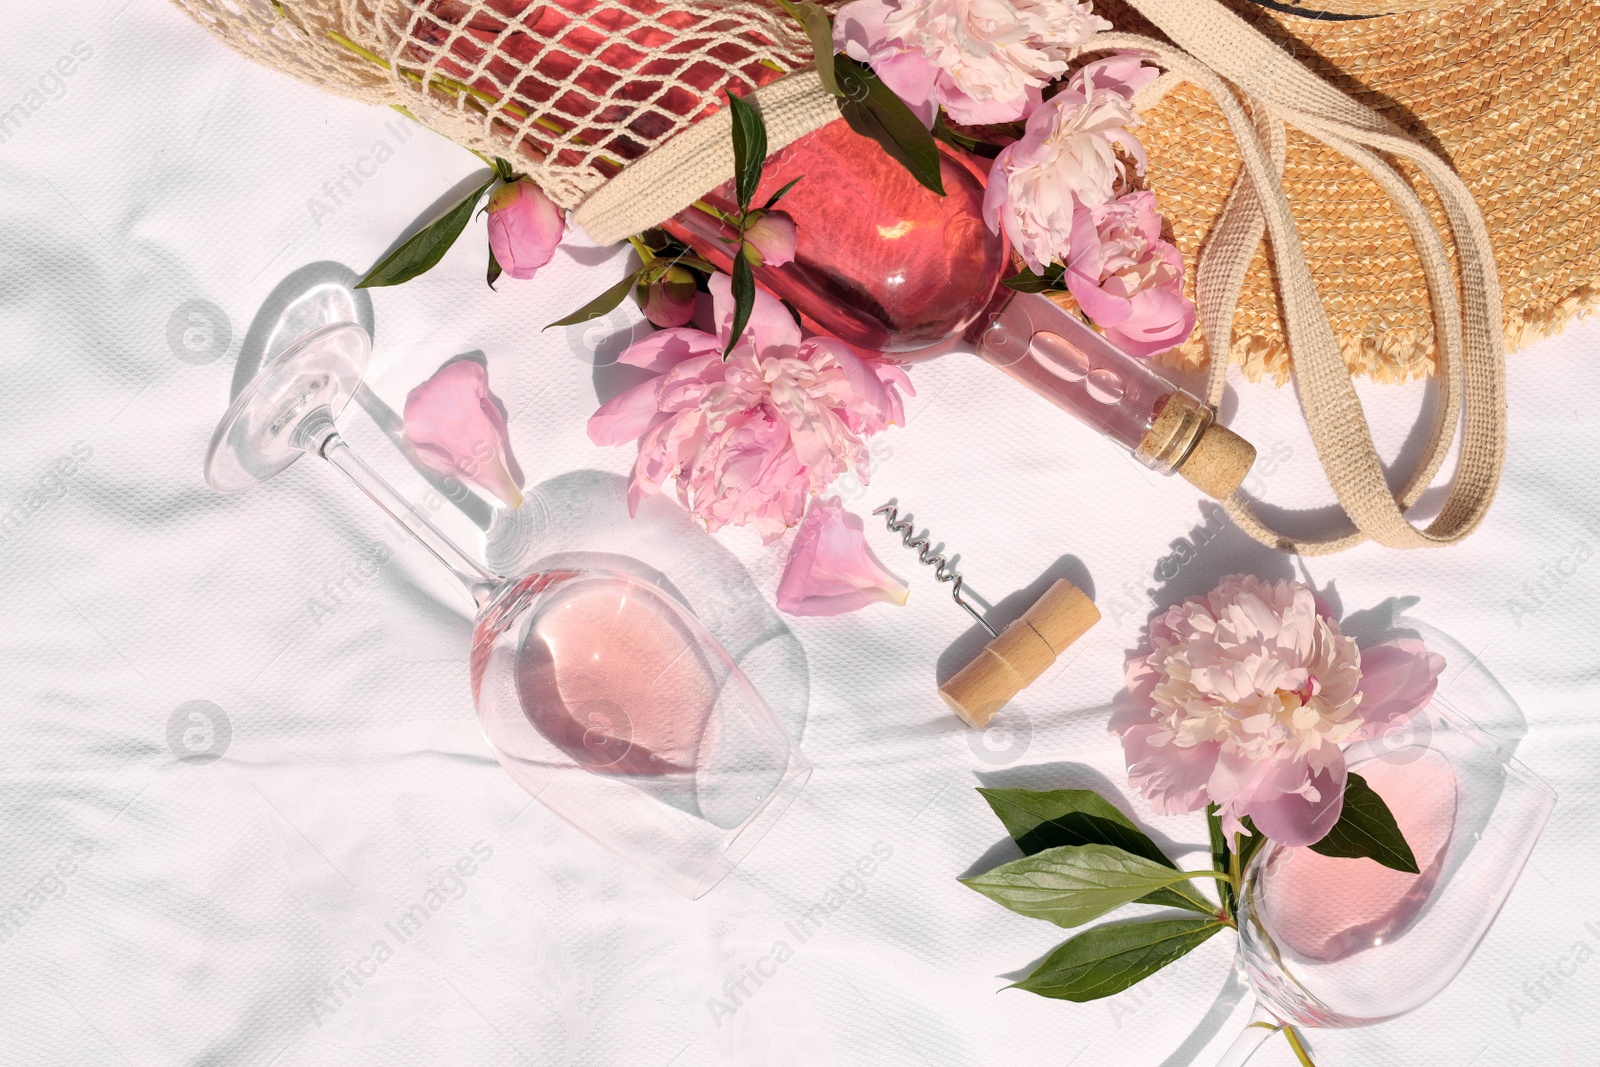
1214, 698, 1554, 1064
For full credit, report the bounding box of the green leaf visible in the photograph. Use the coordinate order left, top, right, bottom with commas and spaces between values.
491, 156, 516, 183
772, 0, 842, 97
834, 55, 944, 196
356, 174, 495, 288
1003, 266, 1066, 294
1013, 918, 1228, 1001
1237, 816, 1268, 876
725, 250, 756, 357
486, 241, 503, 290
1308, 772, 1420, 874
1206, 803, 1236, 919
977, 788, 1213, 916
727, 91, 767, 215
542, 268, 646, 330
960, 844, 1225, 930
761, 176, 804, 211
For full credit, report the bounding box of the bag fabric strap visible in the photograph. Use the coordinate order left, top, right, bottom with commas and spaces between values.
1096, 0, 1505, 553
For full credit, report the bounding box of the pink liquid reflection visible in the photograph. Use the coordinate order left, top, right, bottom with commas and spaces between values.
1258, 753, 1460, 964
473, 574, 715, 777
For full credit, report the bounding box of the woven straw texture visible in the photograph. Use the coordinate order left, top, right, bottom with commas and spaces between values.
1110, 0, 1600, 384
168, 0, 827, 212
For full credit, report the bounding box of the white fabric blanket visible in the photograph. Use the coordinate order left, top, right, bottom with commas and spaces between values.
2, 3, 1597, 1065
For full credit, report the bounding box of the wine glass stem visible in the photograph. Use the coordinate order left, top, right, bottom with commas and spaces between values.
1213, 1002, 1283, 1067
309, 424, 503, 599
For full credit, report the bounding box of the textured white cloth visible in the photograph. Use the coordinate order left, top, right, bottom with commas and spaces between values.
2, 3, 1598, 1065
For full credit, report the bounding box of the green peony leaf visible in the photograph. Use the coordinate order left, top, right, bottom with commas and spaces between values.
1308, 772, 1420, 874
961, 844, 1226, 929
762, 176, 804, 211
978, 788, 1214, 916
772, 0, 842, 97
1003, 265, 1067, 293
1237, 815, 1268, 876
727, 91, 767, 215
834, 55, 944, 196
486, 240, 503, 290
356, 174, 495, 289
725, 250, 756, 357
542, 267, 646, 330
1013, 918, 1228, 1001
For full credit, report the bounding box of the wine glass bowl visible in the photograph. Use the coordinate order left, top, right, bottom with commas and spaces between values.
1233, 698, 1555, 1034
471, 567, 809, 896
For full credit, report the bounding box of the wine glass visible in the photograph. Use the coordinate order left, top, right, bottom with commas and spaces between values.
1215, 697, 1555, 1064
204, 320, 811, 898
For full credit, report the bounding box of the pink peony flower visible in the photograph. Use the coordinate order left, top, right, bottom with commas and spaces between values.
587, 274, 910, 543
404, 360, 524, 509
636, 263, 699, 328
742, 210, 798, 267
1109, 576, 1444, 847
776, 498, 909, 616
834, 0, 1109, 127
486, 177, 564, 280
982, 54, 1157, 273
1065, 190, 1195, 357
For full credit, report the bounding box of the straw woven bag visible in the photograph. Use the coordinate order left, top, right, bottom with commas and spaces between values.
171, 0, 1598, 553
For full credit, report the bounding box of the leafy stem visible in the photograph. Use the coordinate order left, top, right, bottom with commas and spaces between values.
1284, 1024, 1319, 1067
1230, 832, 1243, 901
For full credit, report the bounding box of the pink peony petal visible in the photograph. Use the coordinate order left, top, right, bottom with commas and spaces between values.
1070, 55, 1161, 103
486, 177, 564, 280
617, 326, 721, 373
875, 51, 940, 127
404, 360, 524, 508
587, 378, 665, 447
1350, 638, 1445, 742
776, 498, 908, 616
1246, 754, 1348, 848
708, 272, 801, 355
1123, 725, 1220, 816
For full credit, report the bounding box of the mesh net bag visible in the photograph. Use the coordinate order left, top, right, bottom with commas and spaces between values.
171, 0, 834, 214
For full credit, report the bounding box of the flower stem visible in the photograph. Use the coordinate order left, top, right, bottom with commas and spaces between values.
691, 200, 739, 225
1230, 833, 1243, 900
1283, 1025, 1318, 1067
627, 234, 655, 264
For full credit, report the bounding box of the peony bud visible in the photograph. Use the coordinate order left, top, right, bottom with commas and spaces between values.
403, 360, 524, 509
486, 177, 564, 280
635, 263, 699, 328
741, 210, 798, 268
777, 498, 908, 616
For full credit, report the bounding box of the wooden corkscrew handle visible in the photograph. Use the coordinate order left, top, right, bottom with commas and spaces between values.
939, 579, 1101, 729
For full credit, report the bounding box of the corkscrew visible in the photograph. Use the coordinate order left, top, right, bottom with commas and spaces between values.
873, 501, 1101, 730
873, 503, 998, 638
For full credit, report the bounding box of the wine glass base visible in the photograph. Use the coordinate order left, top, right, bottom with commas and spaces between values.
204, 322, 372, 493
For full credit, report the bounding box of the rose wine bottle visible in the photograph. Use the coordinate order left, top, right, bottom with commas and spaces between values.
663, 118, 1256, 499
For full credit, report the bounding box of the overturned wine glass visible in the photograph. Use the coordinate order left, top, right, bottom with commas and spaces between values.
205, 321, 811, 898
1215, 698, 1555, 1065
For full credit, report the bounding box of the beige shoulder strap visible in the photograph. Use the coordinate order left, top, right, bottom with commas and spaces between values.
1103, 0, 1505, 553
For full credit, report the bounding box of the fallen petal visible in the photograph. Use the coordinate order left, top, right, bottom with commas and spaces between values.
776, 498, 908, 616
404, 360, 524, 508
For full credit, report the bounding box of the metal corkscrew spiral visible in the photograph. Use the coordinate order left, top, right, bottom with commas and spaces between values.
873, 502, 998, 637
